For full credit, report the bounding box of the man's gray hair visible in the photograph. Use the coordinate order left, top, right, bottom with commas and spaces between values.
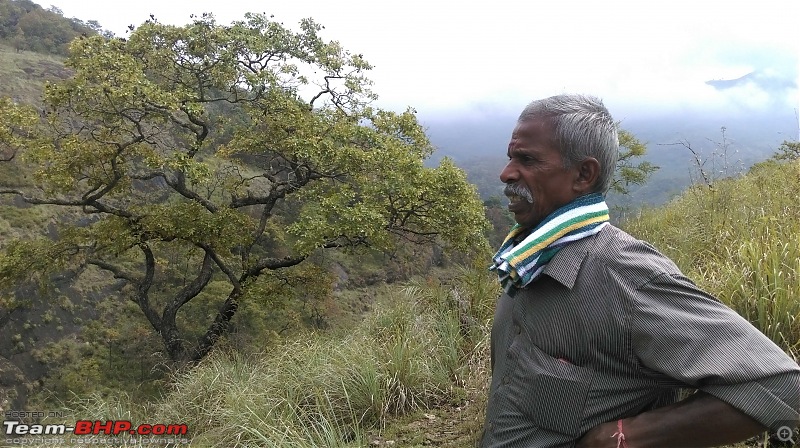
518, 94, 619, 194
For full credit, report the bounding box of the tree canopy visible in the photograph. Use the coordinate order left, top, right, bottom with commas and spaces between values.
0, 13, 488, 363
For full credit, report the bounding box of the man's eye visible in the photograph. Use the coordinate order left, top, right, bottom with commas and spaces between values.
507, 152, 536, 163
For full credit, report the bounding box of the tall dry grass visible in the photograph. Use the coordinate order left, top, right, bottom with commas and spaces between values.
623, 159, 800, 356
27, 268, 498, 447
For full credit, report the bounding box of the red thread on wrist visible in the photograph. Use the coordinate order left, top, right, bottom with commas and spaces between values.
611, 419, 629, 448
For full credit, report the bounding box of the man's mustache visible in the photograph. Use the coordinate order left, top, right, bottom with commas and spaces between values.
503, 183, 534, 203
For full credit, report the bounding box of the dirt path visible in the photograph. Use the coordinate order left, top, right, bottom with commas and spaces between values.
368, 400, 484, 447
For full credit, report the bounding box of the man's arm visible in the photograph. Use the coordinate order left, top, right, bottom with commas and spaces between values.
589, 269, 800, 447
626, 272, 800, 435
576, 391, 766, 448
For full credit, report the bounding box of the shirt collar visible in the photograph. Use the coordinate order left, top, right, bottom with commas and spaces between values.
541, 225, 606, 289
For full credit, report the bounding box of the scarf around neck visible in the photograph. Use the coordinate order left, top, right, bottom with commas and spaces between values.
490, 192, 609, 294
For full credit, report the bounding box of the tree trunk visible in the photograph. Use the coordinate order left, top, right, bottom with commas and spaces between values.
190, 293, 240, 362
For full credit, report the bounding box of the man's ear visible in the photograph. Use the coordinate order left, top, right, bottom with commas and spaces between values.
573, 157, 601, 194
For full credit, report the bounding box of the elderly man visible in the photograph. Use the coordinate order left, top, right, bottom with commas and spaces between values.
481, 94, 800, 447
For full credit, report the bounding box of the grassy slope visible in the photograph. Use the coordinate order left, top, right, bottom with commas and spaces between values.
0, 43, 70, 106
624, 159, 800, 356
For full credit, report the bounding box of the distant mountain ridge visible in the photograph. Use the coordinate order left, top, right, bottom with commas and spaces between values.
706, 69, 797, 92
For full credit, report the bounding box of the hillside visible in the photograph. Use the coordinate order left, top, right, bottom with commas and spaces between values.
0, 0, 106, 55
0, 42, 70, 105
0, 0, 110, 103
12, 158, 798, 448
0, 13, 492, 420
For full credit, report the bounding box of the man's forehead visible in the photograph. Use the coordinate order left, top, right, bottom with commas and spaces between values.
512, 117, 554, 138
511, 118, 557, 149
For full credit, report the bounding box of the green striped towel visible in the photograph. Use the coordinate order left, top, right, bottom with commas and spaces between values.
491, 193, 609, 294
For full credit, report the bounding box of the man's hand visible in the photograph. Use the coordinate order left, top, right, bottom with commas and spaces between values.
576, 420, 621, 447
576, 392, 767, 448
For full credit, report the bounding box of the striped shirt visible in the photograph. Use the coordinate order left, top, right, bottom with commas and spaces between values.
481, 224, 800, 447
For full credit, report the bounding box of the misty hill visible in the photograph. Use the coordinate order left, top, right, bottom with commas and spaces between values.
706, 69, 797, 93
420, 99, 797, 208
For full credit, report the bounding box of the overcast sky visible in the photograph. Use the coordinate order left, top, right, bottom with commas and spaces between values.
48, 0, 799, 120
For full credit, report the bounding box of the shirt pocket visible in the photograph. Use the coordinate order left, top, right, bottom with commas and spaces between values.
505, 340, 595, 437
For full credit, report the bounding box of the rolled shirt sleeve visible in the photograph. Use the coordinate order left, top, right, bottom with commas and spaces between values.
631, 272, 800, 430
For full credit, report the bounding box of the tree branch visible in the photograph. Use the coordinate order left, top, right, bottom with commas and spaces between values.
87, 258, 138, 283
134, 244, 161, 330
190, 291, 240, 362
164, 172, 219, 213
659, 141, 713, 188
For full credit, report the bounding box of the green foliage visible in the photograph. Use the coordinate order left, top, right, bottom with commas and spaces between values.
611, 129, 659, 195
0, 237, 75, 285
0, 96, 39, 162
624, 160, 800, 354
32, 336, 107, 397
0, 13, 488, 364
772, 140, 800, 161
229, 262, 337, 337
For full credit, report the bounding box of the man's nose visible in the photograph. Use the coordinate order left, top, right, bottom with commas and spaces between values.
500, 161, 518, 184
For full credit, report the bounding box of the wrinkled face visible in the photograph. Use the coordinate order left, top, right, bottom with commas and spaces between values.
500, 118, 581, 230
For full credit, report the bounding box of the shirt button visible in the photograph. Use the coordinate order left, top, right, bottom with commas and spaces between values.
513, 324, 521, 335
502, 375, 510, 385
